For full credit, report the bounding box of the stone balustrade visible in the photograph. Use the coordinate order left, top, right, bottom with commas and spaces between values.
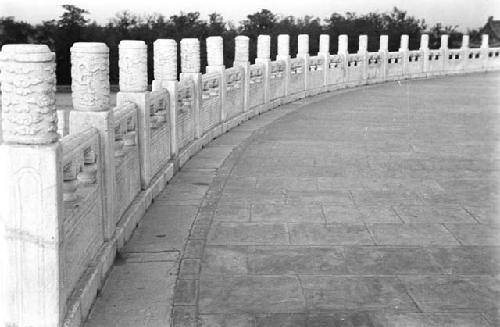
1, 32, 500, 327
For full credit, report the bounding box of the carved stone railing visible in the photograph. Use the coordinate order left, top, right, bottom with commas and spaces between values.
2, 32, 500, 327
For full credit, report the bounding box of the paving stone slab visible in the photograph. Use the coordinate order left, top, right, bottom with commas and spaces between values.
207, 222, 289, 245
288, 223, 375, 245
251, 203, 325, 223
445, 224, 500, 245
368, 223, 460, 246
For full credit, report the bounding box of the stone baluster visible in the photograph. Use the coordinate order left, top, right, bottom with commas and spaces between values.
358, 35, 368, 83
116, 40, 160, 189
277, 34, 291, 98
0, 44, 63, 327
256, 35, 272, 107
297, 34, 310, 92
69, 42, 115, 239
379, 35, 389, 81
318, 34, 330, 87
180, 38, 202, 139
440, 34, 449, 73
399, 34, 410, 77
234, 35, 250, 111
206, 36, 227, 119
153, 39, 179, 156
420, 34, 430, 74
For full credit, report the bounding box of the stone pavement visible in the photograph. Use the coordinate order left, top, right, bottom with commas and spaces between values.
85, 72, 500, 327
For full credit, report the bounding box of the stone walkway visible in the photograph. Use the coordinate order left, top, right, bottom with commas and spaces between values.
86, 72, 500, 327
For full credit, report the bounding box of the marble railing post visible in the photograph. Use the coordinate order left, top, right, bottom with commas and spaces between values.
206, 36, 227, 119
358, 34, 368, 82
234, 35, 250, 111
180, 38, 202, 139
379, 35, 389, 81
116, 40, 155, 189
0, 44, 64, 327
297, 34, 310, 91
461, 34, 470, 49
153, 39, 179, 156
69, 42, 115, 240
318, 34, 330, 86
440, 34, 449, 72
420, 34, 430, 74
461, 35, 470, 71
256, 35, 271, 105
399, 34, 410, 76
481, 34, 489, 70
338, 34, 349, 83
277, 34, 291, 98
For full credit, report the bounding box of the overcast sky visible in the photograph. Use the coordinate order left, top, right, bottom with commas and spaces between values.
2, 0, 499, 31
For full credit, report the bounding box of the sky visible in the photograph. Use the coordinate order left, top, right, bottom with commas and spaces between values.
2, 0, 500, 31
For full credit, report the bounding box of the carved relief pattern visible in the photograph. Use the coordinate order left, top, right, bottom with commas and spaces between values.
207, 37, 224, 66
149, 90, 169, 130
154, 40, 177, 81
119, 43, 148, 92
225, 68, 243, 91
181, 39, 200, 73
270, 61, 285, 79
0, 45, 58, 144
71, 47, 110, 112
249, 65, 264, 84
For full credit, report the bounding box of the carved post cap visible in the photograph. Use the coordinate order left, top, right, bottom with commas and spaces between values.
207, 36, 224, 66
298, 34, 309, 55
154, 39, 177, 81
420, 34, 429, 50
462, 35, 470, 48
358, 35, 368, 53
481, 34, 489, 48
70, 42, 110, 112
119, 40, 148, 92
400, 34, 409, 51
319, 34, 330, 54
180, 38, 200, 73
0, 44, 58, 144
338, 34, 348, 54
379, 35, 389, 51
440, 34, 449, 49
278, 34, 290, 57
235, 35, 249, 62
257, 35, 271, 59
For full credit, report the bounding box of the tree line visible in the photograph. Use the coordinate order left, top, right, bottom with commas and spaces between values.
0, 5, 483, 84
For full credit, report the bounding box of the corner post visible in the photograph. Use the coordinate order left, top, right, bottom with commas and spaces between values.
318, 34, 330, 87
255, 35, 271, 106
379, 35, 389, 81
277, 34, 291, 98
206, 36, 226, 119
69, 42, 116, 239
0, 44, 63, 327
420, 34, 430, 75
180, 38, 202, 139
234, 35, 250, 111
116, 40, 152, 189
358, 34, 368, 83
297, 34, 310, 91
152, 39, 178, 156
440, 34, 449, 74
399, 34, 409, 77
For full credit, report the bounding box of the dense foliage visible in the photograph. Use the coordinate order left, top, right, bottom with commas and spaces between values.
0, 6, 476, 84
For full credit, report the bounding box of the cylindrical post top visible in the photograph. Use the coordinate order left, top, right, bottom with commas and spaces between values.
180, 38, 200, 73
71, 42, 110, 112
379, 35, 389, 51
206, 36, 224, 66
338, 34, 348, 54
278, 34, 290, 57
461, 35, 470, 49
0, 44, 58, 144
298, 34, 309, 55
257, 35, 271, 59
154, 39, 177, 81
481, 34, 489, 48
319, 34, 330, 54
440, 34, 449, 49
400, 34, 409, 51
358, 35, 368, 53
420, 34, 429, 50
235, 35, 249, 62
119, 40, 148, 92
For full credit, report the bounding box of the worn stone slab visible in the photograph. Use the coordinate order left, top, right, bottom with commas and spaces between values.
201, 246, 249, 275
251, 203, 324, 223
445, 224, 500, 245
393, 204, 476, 224
428, 246, 500, 275
288, 223, 374, 245
214, 204, 251, 222
207, 222, 289, 245
372, 313, 492, 327
368, 223, 459, 246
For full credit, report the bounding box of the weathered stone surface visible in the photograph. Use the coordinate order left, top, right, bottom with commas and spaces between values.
368, 223, 459, 245
208, 222, 289, 245
251, 203, 324, 222
289, 223, 374, 245
445, 224, 500, 245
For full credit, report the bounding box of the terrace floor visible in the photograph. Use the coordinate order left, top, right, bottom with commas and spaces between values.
85, 72, 500, 327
